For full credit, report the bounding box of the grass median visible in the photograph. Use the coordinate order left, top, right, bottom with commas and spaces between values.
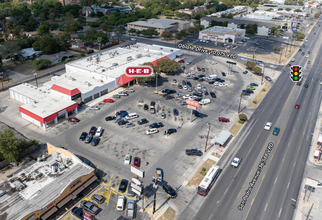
249, 82, 271, 108
187, 159, 216, 187
229, 121, 244, 137
159, 206, 177, 220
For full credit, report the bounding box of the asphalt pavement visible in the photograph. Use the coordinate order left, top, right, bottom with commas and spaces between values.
177, 16, 322, 220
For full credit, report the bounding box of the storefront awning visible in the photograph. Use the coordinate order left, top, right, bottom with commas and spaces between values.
83, 175, 98, 188
41, 207, 58, 220
56, 194, 74, 208
118, 74, 134, 85
72, 186, 85, 196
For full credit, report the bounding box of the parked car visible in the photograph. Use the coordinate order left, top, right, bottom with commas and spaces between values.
193, 92, 203, 97
180, 100, 187, 106
143, 104, 149, 110
138, 118, 149, 125
305, 84, 309, 88
80, 201, 99, 215
119, 112, 129, 117
124, 154, 131, 165
91, 137, 100, 146
175, 93, 184, 98
198, 74, 205, 78
103, 98, 114, 103
243, 71, 248, 74
79, 132, 87, 141
125, 113, 139, 120
201, 67, 205, 72
250, 83, 258, 86
210, 92, 216, 98
178, 59, 184, 63
173, 108, 179, 116
165, 94, 174, 100
72, 207, 83, 220
246, 86, 256, 90
68, 118, 80, 122
149, 123, 163, 129
95, 127, 103, 137
113, 117, 123, 123
113, 94, 120, 99
163, 185, 177, 198
89, 106, 100, 110
231, 156, 242, 168
118, 120, 126, 126
126, 89, 135, 93
146, 128, 159, 135
218, 117, 230, 122
222, 72, 226, 76
105, 116, 116, 121
133, 157, 140, 167
164, 128, 177, 135
156, 168, 163, 182
116, 110, 127, 116
265, 76, 272, 81
119, 179, 128, 193
125, 122, 135, 128
89, 126, 97, 135
192, 110, 201, 117
197, 67, 201, 71
161, 112, 166, 119
209, 81, 215, 84
186, 149, 203, 156
178, 84, 183, 89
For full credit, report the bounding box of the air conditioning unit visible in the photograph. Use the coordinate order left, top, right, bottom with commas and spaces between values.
160, 47, 163, 50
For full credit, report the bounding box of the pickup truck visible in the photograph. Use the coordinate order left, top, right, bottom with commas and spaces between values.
118, 91, 129, 96
199, 98, 211, 105
126, 199, 135, 219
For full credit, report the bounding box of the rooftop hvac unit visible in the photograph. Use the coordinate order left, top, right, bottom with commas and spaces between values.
86, 82, 91, 87
101, 69, 105, 72
43, 91, 46, 93
136, 54, 142, 58
30, 86, 33, 88
160, 47, 163, 50
39, 89, 42, 92
112, 63, 118, 66
87, 58, 89, 61
84, 81, 88, 85
170, 49, 173, 52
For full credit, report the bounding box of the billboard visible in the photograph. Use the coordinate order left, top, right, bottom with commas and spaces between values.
130, 165, 145, 178
186, 99, 200, 107
187, 105, 198, 110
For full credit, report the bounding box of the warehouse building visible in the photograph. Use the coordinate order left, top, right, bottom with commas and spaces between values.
0, 143, 97, 220
10, 43, 181, 129
199, 26, 245, 43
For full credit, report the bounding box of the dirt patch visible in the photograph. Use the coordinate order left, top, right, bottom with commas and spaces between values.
229, 121, 244, 137
211, 152, 221, 158
249, 82, 271, 108
187, 159, 216, 187
158, 206, 177, 220
3, 60, 34, 75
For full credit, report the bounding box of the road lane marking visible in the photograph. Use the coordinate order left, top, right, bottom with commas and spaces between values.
274, 178, 278, 184
109, 173, 113, 187
101, 169, 106, 183
224, 188, 228, 195
287, 182, 290, 189
264, 203, 268, 212
282, 157, 285, 163
278, 208, 282, 217
294, 162, 296, 167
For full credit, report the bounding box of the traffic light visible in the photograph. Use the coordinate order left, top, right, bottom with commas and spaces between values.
290, 65, 302, 82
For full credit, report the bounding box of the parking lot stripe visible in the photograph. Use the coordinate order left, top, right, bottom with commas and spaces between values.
95, 166, 99, 174
104, 186, 109, 190
116, 178, 121, 192
105, 190, 112, 206
63, 214, 70, 219
112, 191, 117, 195
98, 186, 103, 191
109, 173, 113, 187
100, 169, 106, 183
111, 187, 115, 191
103, 182, 108, 186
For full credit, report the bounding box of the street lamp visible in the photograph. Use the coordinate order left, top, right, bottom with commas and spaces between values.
33, 72, 38, 87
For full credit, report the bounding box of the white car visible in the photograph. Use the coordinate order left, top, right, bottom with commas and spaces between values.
125, 114, 139, 120
197, 84, 201, 89
306, 54, 309, 58
264, 122, 272, 130
231, 156, 242, 168
199, 98, 211, 105
189, 95, 197, 100
95, 127, 103, 137
146, 128, 159, 135
175, 93, 184, 98
245, 37, 250, 40
211, 61, 217, 65
187, 61, 192, 65
126, 89, 135, 93
241, 58, 247, 61
89, 106, 100, 110
183, 86, 187, 90
238, 41, 243, 44
124, 154, 131, 165
214, 81, 220, 86
182, 94, 190, 99
130, 38, 136, 41
219, 83, 227, 87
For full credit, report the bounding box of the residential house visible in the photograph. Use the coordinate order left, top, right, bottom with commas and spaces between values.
38, 51, 75, 66
82, 5, 132, 17
71, 41, 85, 49
59, 0, 81, 6
19, 48, 42, 60
50, 30, 63, 36
178, 6, 206, 15
25, 31, 38, 37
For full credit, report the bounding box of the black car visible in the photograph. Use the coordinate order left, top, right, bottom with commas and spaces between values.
193, 76, 199, 80
215, 78, 222, 81
182, 80, 187, 86
149, 123, 162, 129
198, 74, 205, 78
308, 51, 311, 54
218, 79, 225, 83
173, 108, 179, 116
165, 94, 174, 100
209, 81, 215, 84
299, 48, 302, 52
118, 120, 126, 126
242, 92, 250, 96
138, 118, 149, 125
204, 91, 209, 96
201, 67, 205, 72
186, 149, 203, 156
157, 122, 164, 127
301, 52, 305, 56
119, 179, 128, 193
85, 134, 93, 144
72, 207, 83, 220
193, 92, 203, 97
162, 89, 170, 93
194, 97, 202, 101
178, 84, 183, 89
198, 78, 205, 82
143, 104, 149, 110
167, 89, 176, 94
79, 132, 87, 141
91, 137, 100, 146
242, 89, 253, 93
222, 72, 226, 76
198, 88, 203, 93
305, 84, 309, 88
164, 128, 177, 135
265, 76, 272, 81
210, 92, 216, 98
116, 110, 127, 116
105, 116, 116, 121
89, 126, 97, 135
192, 110, 201, 117
181, 66, 186, 70
187, 81, 192, 87
163, 185, 177, 198
250, 83, 258, 86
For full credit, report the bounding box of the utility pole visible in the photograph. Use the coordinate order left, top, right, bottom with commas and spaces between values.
261, 63, 265, 85
155, 73, 158, 92
306, 203, 314, 220
33, 72, 38, 87
279, 49, 283, 64
204, 123, 210, 152
252, 48, 256, 61
238, 92, 243, 113
153, 172, 157, 214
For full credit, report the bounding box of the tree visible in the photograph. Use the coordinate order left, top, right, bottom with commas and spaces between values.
296, 33, 305, 41
85, 28, 97, 44
24, 20, 38, 32
37, 24, 50, 36
141, 28, 159, 37
90, 12, 96, 17
78, 34, 85, 41
294, 9, 302, 12
285, 8, 291, 12
278, 8, 283, 11
95, 31, 109, 44
115, 26, 126, 42
129, 28, 136, 35
315, 12, 321, 19
161, 31, 173, 39
154, 59, 180, 74
238, 114, 247, 121
246, 28, 255, 35
65, 21, 82, 33
240, 24, 245, 29
246, 61, 256, 69
0, 41, 20, 59
96, 11, 104, 18
187, 27, 195, 34
252, 66, 262, 74
77, 16, 86, 25
273, 45, 282, 52
32, 37, 61, 54
33, 59, 51, 70
271, 27, 277, 35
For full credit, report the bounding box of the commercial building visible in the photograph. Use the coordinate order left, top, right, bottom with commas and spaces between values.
207, 6, 248, 17
39, 51, 75, 66
10, 43, 181, 129
178, 6, 206, 15
82, 5, 132, 17
201, 17, 277, 36
199, 26, 245, 43
0, 143, 97, 220
127, 19, 190, 36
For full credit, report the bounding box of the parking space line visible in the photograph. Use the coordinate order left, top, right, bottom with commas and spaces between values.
109, 173, 113, 187
95, 166, 99, 174
98, 186, 103, 191
104, 186, 109, 190
103, 182, 108, 186
116, 178, 121, 192
110, 187, 115, 191
100, 169, 106, 183
112, 191, 117, 195
104, 190, 112, 206
64, 214, 70, 220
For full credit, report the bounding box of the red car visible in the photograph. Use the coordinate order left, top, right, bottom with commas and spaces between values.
68, 118, 80, 122
133, 157, 140, 167
295, 104, 300, 109
103, 98, 114, 103
218, 117, 230, 122
178, 60, 184, 63
197, 67, 201, 71
258, 46, 265, 50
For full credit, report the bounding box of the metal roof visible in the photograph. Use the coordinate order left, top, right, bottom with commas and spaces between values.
201, 17, 278, 28
214, 130, 231, 145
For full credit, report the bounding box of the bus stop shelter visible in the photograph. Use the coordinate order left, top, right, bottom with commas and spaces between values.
214, 130, 232, 146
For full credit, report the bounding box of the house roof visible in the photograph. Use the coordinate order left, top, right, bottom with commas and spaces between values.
20, 48, 42, 58
128, 18, 190, 29
117, 74, 134, 85
39, 51, 75, 62
201, 17, 277, 28
50, 30, 63, 36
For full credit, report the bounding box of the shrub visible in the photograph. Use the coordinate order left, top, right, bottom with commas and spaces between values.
239, 113, 247, 121
253, 101, 257, 104
238, 120, 245, 124
262, 88, 266, 92
202, 167, 206, 172
200, 171, 207, 176
33, 59, 51, 70
166, 17, 172, 19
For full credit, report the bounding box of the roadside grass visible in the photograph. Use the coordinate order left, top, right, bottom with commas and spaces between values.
211, 152, 221, 158
187, 159, 216, 187
249, 82, 271, 108
159, 206, 177, 220
229, 121, 244, 137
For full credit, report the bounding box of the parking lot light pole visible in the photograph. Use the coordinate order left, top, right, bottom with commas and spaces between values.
153, 172, 157, 214
238, 92, 243, 113
204, 123, 210, 152
33, 72, 38, 87
166, 116, 169, 137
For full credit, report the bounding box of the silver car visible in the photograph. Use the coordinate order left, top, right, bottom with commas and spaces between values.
89, 106, 100, 110
113, 118, 123, 123
188, 87, 192, 92
125, 122, 135, 128
180, 100, 187, 106
126, 89, 135, 93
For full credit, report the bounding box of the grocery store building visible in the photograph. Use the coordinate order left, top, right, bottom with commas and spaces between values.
199, 26, 245, 43
0, 143, 97, 220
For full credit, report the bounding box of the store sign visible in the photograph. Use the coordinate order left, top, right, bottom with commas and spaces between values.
70, 178, 81, 189
58, 109, 67, 117
125, 66, 153, 77
207, 34, 219, 37
186, 99, 200, 107
71, 93, 81, 100
131, 182, 142, 192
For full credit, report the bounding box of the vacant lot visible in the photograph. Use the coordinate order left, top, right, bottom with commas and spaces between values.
158, 206, 177, 220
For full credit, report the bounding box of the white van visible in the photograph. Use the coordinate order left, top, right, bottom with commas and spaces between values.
125, 113, 139, 120
95, 127, 103, 137
117, 196, 125, 211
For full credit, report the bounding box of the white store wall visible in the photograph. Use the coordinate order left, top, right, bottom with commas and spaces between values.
21, 113, 42, 127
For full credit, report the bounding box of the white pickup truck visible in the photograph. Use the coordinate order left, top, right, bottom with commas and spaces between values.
199, 98, 211, 105
118, 91, 129, 96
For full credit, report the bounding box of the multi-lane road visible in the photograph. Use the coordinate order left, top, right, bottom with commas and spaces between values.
177, 18, 322, 220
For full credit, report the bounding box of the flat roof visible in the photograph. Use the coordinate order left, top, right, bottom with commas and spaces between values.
1, 150, 94, 220
66, 43, 181, 78
201, 17, 278, 28
214, 130, 232, 145
10, 83, 76, 119
128, 18, 189, 29
201, 26, 244, 35
43, 72, 115, 94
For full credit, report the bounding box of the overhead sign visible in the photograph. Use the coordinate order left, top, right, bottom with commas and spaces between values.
292, 27, 297, 32
125, 66, 153, 77
131, 182, 143, 192
187, 105, 198, 110
186, 99, 200, 107
83, 211, 94, 220
132, 177, 143, 186
130, 165, 145, 178
207, 34, 219, 37
132, 187, 142, 196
